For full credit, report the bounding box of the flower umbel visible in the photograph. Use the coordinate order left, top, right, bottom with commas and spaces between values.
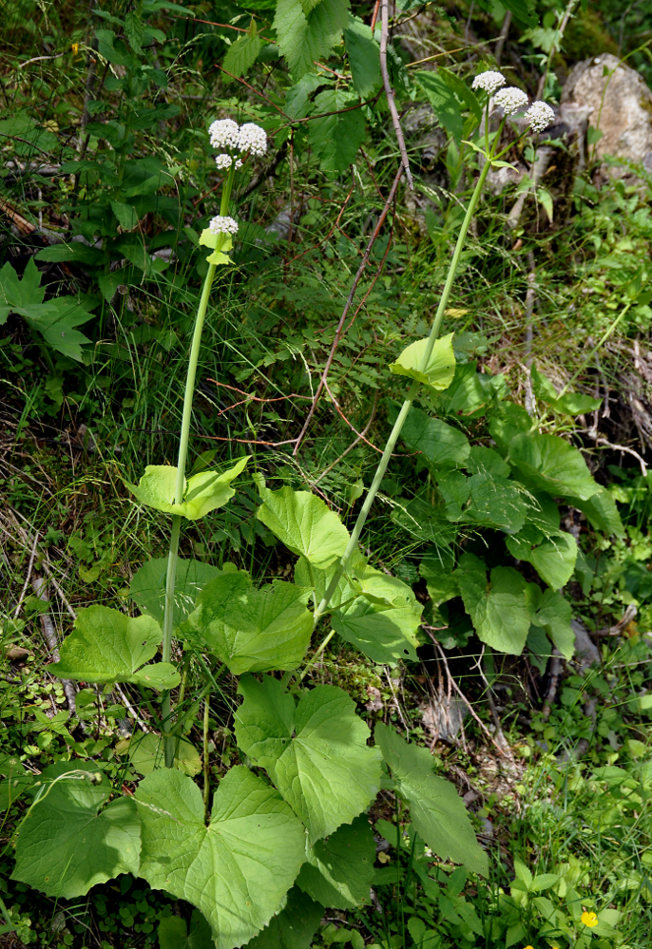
525, 100, 555, 133
581, 911, 599, 928
492, 86, 529, 115
472, 70, 506, 95
209, 215, 239, 236
238, 122, 267, 157
208, 119, 240, 150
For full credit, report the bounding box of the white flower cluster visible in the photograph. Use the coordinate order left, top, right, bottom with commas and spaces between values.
525, 100, 556, 133
208, 117, 267, 166
209, 215, 239, 236
493, 86, 529, 115
472, 70, 506, 95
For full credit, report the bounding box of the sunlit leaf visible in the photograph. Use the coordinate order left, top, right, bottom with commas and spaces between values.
389, 333, 456, 392
127, 457, 248, 520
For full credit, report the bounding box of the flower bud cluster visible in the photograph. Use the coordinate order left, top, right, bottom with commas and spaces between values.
208, 117, 267, 171
472, 69, 556, 133
209, 215, 239, 237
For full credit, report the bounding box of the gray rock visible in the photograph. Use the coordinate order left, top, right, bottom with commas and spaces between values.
561, 53, 652, 176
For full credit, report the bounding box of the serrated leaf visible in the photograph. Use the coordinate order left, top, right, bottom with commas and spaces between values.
297, 815, 375, 909
455, 554, 533, 655
127, 457, 248, 520
246, 887, 323, 949
222, 30, 262, 77
158, 910, 213, 949
506, 528, 577, 590
400, 405, 470, 470
254, 477, 350, 568
533, 589, 574, 659
235, 676, 381, 842
130, 556, 221, 629
389, 333, 456, 392
375, 724, 488, 875
12, 764, 140, 897
331, 590, 420, 664
508, 432, 598, 502
308, 89, 367, 172
274, 0, 350, 77
49, 605, 178, 689
136, 767, 305, 949
185, 570, 313, 674
344, 17, 381, 97
573, 486, 624, 537
124, 731, 202, 777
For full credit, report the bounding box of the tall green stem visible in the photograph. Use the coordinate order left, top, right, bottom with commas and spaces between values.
313, 153, 494, 626
161, 167, 236, 767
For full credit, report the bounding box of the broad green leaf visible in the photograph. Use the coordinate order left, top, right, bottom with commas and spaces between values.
533, 589, 574, 659
467, 444, 510, 478
437, 470, 530, 533
50, 605, 179, 690
222, 28, 263, 77
122, 731, 202, 777
136, 767, 305, 949
391, 495, 458, 547
455, 554, 532, 655
415, 68, 481, 143
439, 362, 506, 419
531, 367, 602, 415
185, 570, 313, 674
508, 432, 598, 501
400, 405, 470, 470
246, 887, 323, 949
297, 815, 375, 909
130, 556, 220, 629
0, 259, 94, 360
488, 401, 533, 451
344, 17, 381, 97
111, 199, 139, 230
331, 591, 420, 664
127, 457, 249, 520
274, 0, 350, 77
158, 910, 214, 949
308, 89, 367, 172
389, 333, 456, 392
285, 73, 323, 118
419, 550, 459, 607
375, 725, 488, 876
506, 528, 577, 590
254, 477, 350, 568
0, 755, 33, 810
12, 764, 140, 897
573, 486, 624, 537
235, 676, 381, 842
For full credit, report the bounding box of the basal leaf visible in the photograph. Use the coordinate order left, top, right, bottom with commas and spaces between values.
455, 554, 533, 655
274, 0, 350, 77
130, 556, 221, 629
297, 815, 375, 909
331, 592, 420, 664
508, 432, 598, 501
136, 767, 305, 949
123, 731, 202, 777
254, 477, 350, 568
389, 333, 456, 392
308, 89, 367, 172
400, 405, 470, 470
12, 764, 140, 897
246, 886, 323, 949
158, 910, 213, 949
573, 486, 624, 537
375, 724, 488, 876
185, 570, 313, 674
127, 457, 248, 520
344, 17, 381, 97
235, 676, 381, 842
533, 589, 574, 659
506, 528, 577, 590
49, 606, 177, 689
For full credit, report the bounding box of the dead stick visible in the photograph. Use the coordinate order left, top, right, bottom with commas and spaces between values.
380, 0, 413, 189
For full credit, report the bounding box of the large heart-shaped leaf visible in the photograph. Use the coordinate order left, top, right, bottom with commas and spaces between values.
297, 815, 375, 909
12, 764, 140, 897
506, 528, 577, 590
185, 570, 313, 674
127, 457, 248, 520
130, 557, 220, 629
389, 333, 456, 392
50, 606, 179, 690
245, 886, 323, 949
375, 725, 487, 876
533, 588, 574, 659
455, 554, 533, 655
136, 767, 305, 949
400, 405, 470, 470
331, 595, 420, 664
508, 433, 598, 501
254, 476, 350, 568
235, 676, 381, 843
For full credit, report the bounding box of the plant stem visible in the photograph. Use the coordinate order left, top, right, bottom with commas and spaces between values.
160, 167, 236, 767
312, 154, 494, 627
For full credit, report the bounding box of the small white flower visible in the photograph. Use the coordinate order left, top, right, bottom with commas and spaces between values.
472, 70, 506, 95
492, 86, 529, 115
237, 122, 267, 157
235, 158, 243, 169
209, 215, 239, 236
525, 100, 555, 133
208, 119, 240, 150
215, 153, 233, 170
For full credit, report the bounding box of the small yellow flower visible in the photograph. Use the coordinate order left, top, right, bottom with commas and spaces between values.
581, 910, 599, 928
71, 42, 79, 56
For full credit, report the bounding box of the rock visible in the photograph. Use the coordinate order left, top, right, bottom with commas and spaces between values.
561, 53, 652, 177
